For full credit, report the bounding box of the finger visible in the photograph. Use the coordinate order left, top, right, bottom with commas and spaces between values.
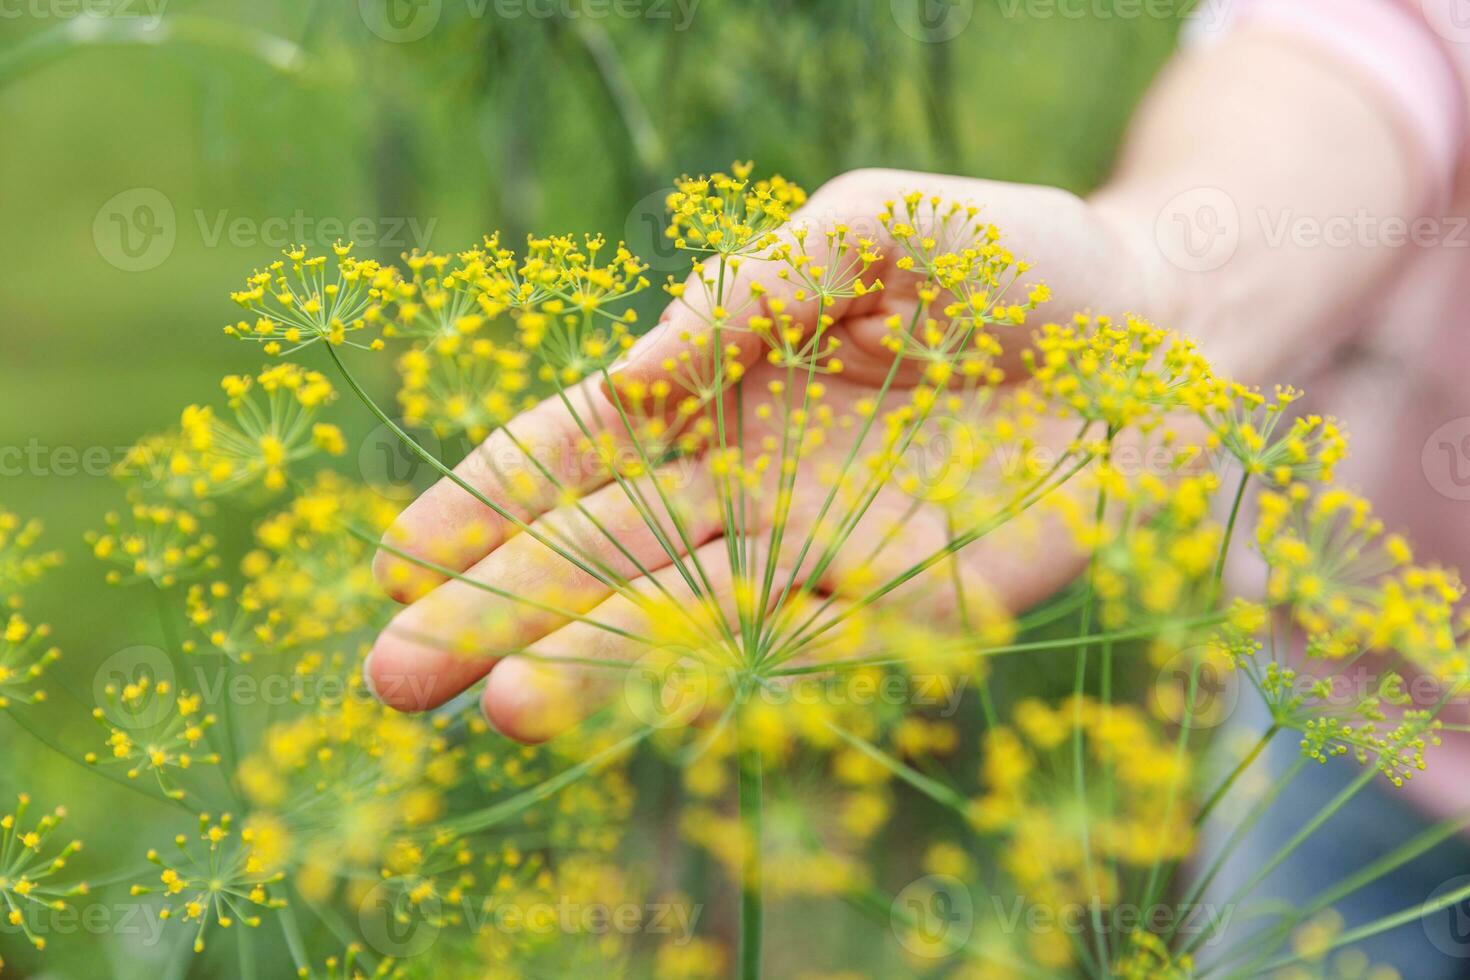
366, 463, 723, 712
481, 508, 1074, 741
373, 375, 660, 601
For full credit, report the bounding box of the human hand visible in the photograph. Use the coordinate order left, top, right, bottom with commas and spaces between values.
363, 167, 1178, 740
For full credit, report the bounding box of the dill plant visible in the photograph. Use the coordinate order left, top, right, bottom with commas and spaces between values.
0, 163, 1465, 978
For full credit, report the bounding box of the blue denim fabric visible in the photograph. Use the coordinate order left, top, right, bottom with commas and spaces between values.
1198, 700, 1470, 978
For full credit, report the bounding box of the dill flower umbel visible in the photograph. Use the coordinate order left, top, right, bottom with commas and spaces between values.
1253, 483, 1464, 669
86, 678, 220, 798
1192, 382, 1347, 485
228, 241, 394, 355
0, 794, 86, 952
396, 338, 535, 443
666, 163, 806, 257
0, 610, 60, 708
177, 365, 346, 495
0, 509, 62, 602
86, 503, 219, 587
132, 813, 286, 953
236, 472, 399, 651
235, 692, 463, 892
1024, 313, 1214, 433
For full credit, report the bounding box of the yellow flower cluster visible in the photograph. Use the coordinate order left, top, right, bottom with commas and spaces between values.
231, 473, 399, 652
236, 693, 460, 886
397, 339, 534, 443
0, 509, 62, 603
1025, 314, 1213, 432
177, 364, 345, 495
132, 814, 286, 953
967, 698, 1194, 968
1191, 383, 1347, 486
86, 677, 219, 798
0, 610, 60, 708
1256, 484, 1465, 672
666, 162, 806, 256
0, 794, 85, 953
228, 242, 394, 354
87, 503, 220, 587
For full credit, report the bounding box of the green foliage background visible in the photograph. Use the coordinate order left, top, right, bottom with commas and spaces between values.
0, 2, 1181, 974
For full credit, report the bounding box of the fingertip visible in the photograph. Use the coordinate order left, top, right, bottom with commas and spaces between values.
365, 629, 491, 714
482, 657, 582, 744
372, 543, 437, 604
363, 638, 431, 713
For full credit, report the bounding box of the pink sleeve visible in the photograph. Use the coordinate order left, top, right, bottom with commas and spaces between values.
1189, 0, 1467, 208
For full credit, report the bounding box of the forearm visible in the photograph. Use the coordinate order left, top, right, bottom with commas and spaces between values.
1089, 31, 1426, 382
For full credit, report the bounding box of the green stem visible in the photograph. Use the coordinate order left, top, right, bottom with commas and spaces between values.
1181, 765, 1380, 957
769, 434, 1096, 664
1211, 811, 1470, 977
154, 585, 243, 809
824, 721, 969, 812
1240, 875, 1470, 977
1137, 658, 1202, 917
237, 928, 257, 980
1164, 756, 1306, 948
1073, 438, 1111, 973
277, 905, 310, 972
1211, 472, 1250, 595
945, 511, 997, 728
1184, 686, 1461, 956
738, 716, 764, 980
1195, 724, 1279, 829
